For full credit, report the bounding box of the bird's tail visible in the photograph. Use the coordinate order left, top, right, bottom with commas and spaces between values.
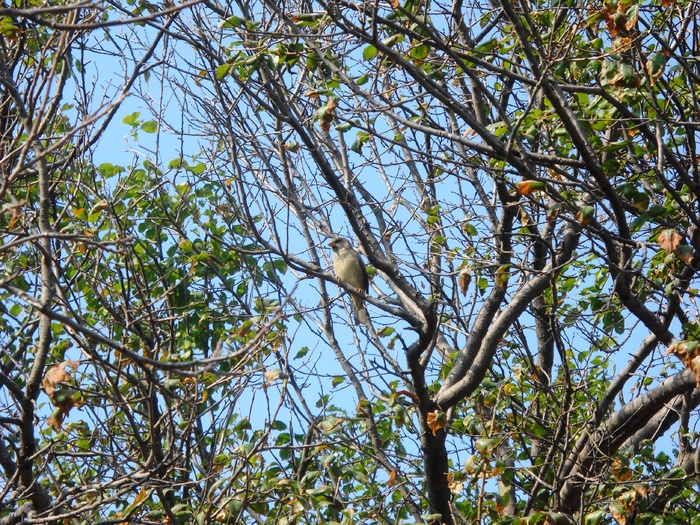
352, 295, 369, 326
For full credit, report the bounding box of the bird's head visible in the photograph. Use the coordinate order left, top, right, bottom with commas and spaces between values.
329, 237, 352, 253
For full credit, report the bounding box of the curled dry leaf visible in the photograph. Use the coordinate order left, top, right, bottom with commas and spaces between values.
318, 97, 338, 133
394, 390, 420, 405
43, 360, 80, 396
692, 356, 700, 388
447, 472, 464, 494
426, 410, 447, 435
263, 368, 288, 386
666, 340, 700, 367
47, 409, 64, 433
658, 229, 682, 254
458, 268, 471, 296
667, 341, 700, 387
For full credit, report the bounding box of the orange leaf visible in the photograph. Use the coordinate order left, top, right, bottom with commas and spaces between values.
610, 505, 626, 525
612, 458, 632, 481
658, 229, 682, 254
618, 487, 641, 514
133, 488, 150, 506
395, 390, 420, 404
692, 356, 700, 387
426, 410, 447, 435
667, 340, 700, 366
52, 388, 80, 415
388, 469, 397, 486
8, 207, 19, 229
516, 180, 545, 195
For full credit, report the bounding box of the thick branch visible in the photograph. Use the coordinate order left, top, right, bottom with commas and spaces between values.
557, 369, 697, 512
436, 222, 580, 408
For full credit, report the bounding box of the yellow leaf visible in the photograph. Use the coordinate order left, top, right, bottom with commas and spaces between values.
89, 200, 109, 215
133, 488, 149, 506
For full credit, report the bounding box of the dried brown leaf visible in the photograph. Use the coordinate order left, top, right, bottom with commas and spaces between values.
43, 360, 79, 396
458, 269, 471, 296
48, 409, 65, 432
658, 229, 682, 254
426, 410, 447, 435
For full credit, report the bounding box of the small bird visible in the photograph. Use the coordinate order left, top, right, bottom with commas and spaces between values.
329, 237, 369, 325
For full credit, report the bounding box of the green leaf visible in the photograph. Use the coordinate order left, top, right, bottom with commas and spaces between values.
294, 347, 309, 359
216, 63, 231, 79
351, 131, 370, 153
362, 45, 377, 60
271, 420, 287, 430
219, 15, 246, 28
409, 44, 429, 61
141, 120, 158, 133
122, 112, 141, 126
646, 52, 667, 84
378, 326, 396, 337
98, 162, 123, 177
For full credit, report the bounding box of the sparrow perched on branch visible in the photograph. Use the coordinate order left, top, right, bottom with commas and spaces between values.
329, 237, 369, 326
